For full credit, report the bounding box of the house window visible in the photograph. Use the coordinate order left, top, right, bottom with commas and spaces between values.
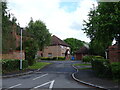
48, 53, 52, 57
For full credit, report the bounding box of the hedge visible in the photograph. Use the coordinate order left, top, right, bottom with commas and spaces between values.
82, 55, 93, 62
40, 57, 65, 60
82, 55, 104, 63
2, 59, 28, 73
91, 58, 112, 78
111, 62, 120, 79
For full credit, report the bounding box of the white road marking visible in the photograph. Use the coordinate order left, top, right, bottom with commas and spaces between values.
33, 80, 55, 89
9, 84, 22, 88
33, 74, 48, 80
49, 80, 55, 89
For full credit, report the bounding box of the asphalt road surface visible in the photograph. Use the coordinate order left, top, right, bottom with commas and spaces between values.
2, 61, 95, 89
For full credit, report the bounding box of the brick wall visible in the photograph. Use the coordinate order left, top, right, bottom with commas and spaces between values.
0, 50, 25, 60
108, 45, 120, 62
75, 53, 82, 60
37, 45, 70, 58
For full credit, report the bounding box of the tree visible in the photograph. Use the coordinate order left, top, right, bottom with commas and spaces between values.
24, 39, 38, 66
82, 2, 120, 56
26, 19, 51, 51
64, 38, 87, 54
2, 2, 20, 53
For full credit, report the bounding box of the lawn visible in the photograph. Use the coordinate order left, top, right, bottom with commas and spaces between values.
73, 63, 92, 70
74, 63, 91, 66
28, 62, 51, 69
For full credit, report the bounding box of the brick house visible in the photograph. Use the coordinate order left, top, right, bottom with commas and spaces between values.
74, 46, 89, 60
37, 35, 70, 59
108, 44, 120, 62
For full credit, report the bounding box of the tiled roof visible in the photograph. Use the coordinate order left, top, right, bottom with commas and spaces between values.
51, 35, 70, 47
75, 46, 89, 54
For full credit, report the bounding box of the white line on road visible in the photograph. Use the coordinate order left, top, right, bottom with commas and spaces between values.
9, 84, 22, 88
49, 80, 55, 89
33, 80, 55, 89
33, 74, 48, 80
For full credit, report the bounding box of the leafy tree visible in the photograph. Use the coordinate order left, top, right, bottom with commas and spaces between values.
83, 2, 120, 56
26, 18, 51, 51
2, 2, 20, 53
24, 39, 38, 66
64, 38, 87, 54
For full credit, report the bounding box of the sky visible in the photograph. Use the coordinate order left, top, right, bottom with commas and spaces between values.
7, 0, 98, 43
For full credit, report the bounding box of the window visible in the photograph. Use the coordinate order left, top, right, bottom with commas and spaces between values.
48, 53, 52, 57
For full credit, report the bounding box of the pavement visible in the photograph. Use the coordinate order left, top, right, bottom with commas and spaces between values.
2, 60, 120, 90
72, 65, 120, 90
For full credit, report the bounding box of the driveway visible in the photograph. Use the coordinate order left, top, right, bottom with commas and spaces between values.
2, 60, 95, 89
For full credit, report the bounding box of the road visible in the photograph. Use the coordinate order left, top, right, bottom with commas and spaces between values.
2, 61, 95, 89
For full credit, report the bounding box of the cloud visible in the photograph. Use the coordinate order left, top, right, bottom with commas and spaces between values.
7, 0, 98, 43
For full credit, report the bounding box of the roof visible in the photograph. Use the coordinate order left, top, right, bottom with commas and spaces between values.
50, 35, 70, 47
75, 46, 89, 54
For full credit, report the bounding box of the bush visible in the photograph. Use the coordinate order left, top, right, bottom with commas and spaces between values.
91, 58, 112, 77
111, 62, 120, 79
58, 57, 65, 60
92, 56, 104, 59
2, 59, 28, 73
82, 55, 93, 62
40, 57, 65, 60
24, 39, 38, 66
52, 57, 57, 60
40, 57, 52, 60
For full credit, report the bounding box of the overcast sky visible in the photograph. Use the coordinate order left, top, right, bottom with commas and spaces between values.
7, 0, 98, 42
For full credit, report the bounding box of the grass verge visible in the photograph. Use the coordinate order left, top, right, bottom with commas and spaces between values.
78, 67, 92, 70
74, 63, 91, 66
28, 62, 51, 69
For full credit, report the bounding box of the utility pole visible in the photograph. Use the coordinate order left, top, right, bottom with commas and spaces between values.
20, 28, 23, 70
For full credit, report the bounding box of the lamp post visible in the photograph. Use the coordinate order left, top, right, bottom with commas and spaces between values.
20, 27, 23, 70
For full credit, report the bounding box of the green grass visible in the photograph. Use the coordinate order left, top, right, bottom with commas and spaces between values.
28, 62, 51, 69
74, 63, 91, 66
78, 67, 92, 70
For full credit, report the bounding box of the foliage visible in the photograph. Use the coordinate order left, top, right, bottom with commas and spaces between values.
74, 63, 91, 66
24, 39, 38, 66
82, 55, 93, 63
64, 38, 87, 54
2, 59, 28, 73
111, 62, 120, 80
83, 2, 120, 56
2, 2, 20, 54
40, 57, 65, 60
91, 58, 112, 78
26, 18, 51, 51
58, 57, 65, 60
40, 57, 53, 60
28, 62, 51, 69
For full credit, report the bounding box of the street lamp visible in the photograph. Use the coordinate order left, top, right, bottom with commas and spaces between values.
20, 27, 23, 70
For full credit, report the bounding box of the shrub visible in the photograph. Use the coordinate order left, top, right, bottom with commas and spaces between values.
91, 58, 112, 77
58, 57, 65, 60
24, 39, 38, 66
82, 55, 93, 63
2, 59, 28, 73
111, 62, 120, 79
92, 56, 104, 59
40, 57, 52, 60
52, 57, 57, 60
40, 57, 65, 60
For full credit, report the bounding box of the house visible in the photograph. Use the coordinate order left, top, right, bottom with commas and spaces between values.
108, 44, 120, 62
75, 46, 89, 60
37, 35, 70, 59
